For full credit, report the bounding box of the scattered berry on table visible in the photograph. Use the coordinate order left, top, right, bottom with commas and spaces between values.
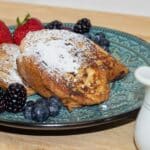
13, 13, 44, 45
0, 88, 6, 113
5, 83, 27, 113
23, 100, 35, 120
45, 20, 63, 29
0, 20, 13, 44
31, 102, 50, 122
73, 18, 91, 34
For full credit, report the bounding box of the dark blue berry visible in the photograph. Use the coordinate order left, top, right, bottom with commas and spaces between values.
23, 101, 35, 120
48, 96, 62, 109
31, 103, 50, 122
94, 32, 105, 44
100, 38, 110, 47
36, 98, 49, 106
45, 20, 63, 29
96, 32, 105, 38
102, 46, 110, 53
48, 104, 60, 117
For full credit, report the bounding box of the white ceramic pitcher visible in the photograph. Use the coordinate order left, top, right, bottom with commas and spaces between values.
134, 66, 150, 150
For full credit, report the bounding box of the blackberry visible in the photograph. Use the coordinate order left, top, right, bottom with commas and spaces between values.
73, 18, 91, 34
0, 88, 6, 113
45, 20, 63, 29
5, 83, 27, 113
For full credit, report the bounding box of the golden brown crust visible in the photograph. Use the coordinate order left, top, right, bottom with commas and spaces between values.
18, 29, 128, 109
94, 44, 128, 81
17, 55, 110, 109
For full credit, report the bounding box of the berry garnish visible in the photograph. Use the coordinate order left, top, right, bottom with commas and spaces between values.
73, 18, 91, 34
31, 102, 50, 122
0, 20, 13, 44
94, 32, 110, 52
0, 88, 6, 113
36, 98, 49, 106
49, 104, 60, 117
99, 38, 110, 47
5, 83, 27, 113
49, 96, 62, 109
13, 13, 44, 45
48, 96, 62, 117
23, 100, 35, 120
95, 32, 105, 43
45, 20, 63, 29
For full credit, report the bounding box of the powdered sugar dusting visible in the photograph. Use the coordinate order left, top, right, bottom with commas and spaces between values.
0, 43, 23, 84
21, 29, 93, 76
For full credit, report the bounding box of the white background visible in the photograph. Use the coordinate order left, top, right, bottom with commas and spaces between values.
5, 0, 150, 17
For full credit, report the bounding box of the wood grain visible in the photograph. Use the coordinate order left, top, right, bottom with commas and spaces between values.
0, 1, 149, 150
1, 1, 150, 42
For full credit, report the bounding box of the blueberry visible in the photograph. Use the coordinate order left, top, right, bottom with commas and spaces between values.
36, 98, 49, 106
23, 100, 35, 120
102, 46, 110, 53
99, 38, 110, 47
48, 96, 62, 109
96, 32, 105, 39
48, 104, 60, 117
94, 32, 105, 43
31, 103, 50, 122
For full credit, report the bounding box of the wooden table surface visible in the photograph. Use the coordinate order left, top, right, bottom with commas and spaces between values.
0, 1, 150, 150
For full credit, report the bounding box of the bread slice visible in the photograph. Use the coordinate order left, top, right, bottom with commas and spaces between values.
18, 29, 128, 109
0, 43, 35, 95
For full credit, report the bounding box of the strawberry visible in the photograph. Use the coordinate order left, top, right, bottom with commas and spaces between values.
13, 14, 44, 45
0, 20, 13, 44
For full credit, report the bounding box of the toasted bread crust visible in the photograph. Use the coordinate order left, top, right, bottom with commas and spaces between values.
18, 30, 128, 109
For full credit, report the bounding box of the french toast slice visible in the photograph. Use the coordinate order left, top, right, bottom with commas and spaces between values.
0, 43, 35, 95
18, 29, 128, 109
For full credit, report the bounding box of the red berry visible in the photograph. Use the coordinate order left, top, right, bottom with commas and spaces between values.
13, 14, 44, 45
0, 20, 13, 44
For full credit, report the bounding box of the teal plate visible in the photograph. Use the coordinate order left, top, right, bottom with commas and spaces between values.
0, 24, 149, 131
